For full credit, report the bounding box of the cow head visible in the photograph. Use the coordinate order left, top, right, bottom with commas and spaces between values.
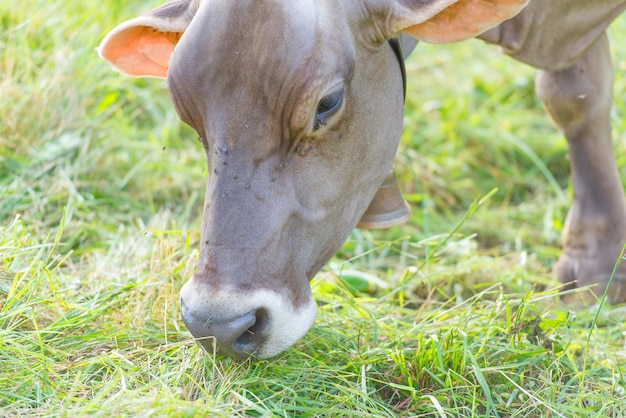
99, 0, 528, 359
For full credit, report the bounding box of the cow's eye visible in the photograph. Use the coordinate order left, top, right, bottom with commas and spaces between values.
314, 88, 344, 130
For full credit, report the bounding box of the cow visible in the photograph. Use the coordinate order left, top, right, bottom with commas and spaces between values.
99, 0, 626, 360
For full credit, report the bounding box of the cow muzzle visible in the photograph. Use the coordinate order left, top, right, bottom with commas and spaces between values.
179, 279, 317, 360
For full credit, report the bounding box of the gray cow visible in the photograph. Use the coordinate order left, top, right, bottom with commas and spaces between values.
99, 0, 626, 359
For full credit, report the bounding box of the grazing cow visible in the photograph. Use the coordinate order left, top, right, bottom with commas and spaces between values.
99, 0, 626, 359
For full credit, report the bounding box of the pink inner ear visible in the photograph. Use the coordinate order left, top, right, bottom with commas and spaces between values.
100, 26, 182, 78
404, 0, 528, 43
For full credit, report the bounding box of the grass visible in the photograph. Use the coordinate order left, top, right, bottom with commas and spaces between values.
2, 0, 626, 416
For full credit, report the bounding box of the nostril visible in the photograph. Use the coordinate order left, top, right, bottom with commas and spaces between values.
180, 283, 316, 359
181, 303, 271, 359
233, 308, 269, 351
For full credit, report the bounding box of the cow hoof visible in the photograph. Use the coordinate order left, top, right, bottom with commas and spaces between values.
357, 169, 411, 229
554, 247, 626, 305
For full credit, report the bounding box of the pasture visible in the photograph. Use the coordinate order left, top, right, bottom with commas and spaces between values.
2, 0, 626, 416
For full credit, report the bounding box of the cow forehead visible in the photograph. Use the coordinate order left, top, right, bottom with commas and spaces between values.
192, 0, 324, 60
170, 0, 353, 135
174, 1, 336, 94
284, 0, 317, 35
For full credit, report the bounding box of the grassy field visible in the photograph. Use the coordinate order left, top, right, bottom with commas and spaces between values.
2, 1, 626, 416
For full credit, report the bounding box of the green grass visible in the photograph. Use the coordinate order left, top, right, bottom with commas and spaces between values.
2, 1, 626, 416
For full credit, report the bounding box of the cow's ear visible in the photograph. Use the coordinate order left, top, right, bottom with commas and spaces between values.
376, 0, 529, 43
98, 0, 197, 78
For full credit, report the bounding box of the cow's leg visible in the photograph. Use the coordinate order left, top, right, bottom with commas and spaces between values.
535, 33, 626, 303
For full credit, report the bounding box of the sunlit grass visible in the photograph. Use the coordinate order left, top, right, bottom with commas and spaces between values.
2, 1, 626, 416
